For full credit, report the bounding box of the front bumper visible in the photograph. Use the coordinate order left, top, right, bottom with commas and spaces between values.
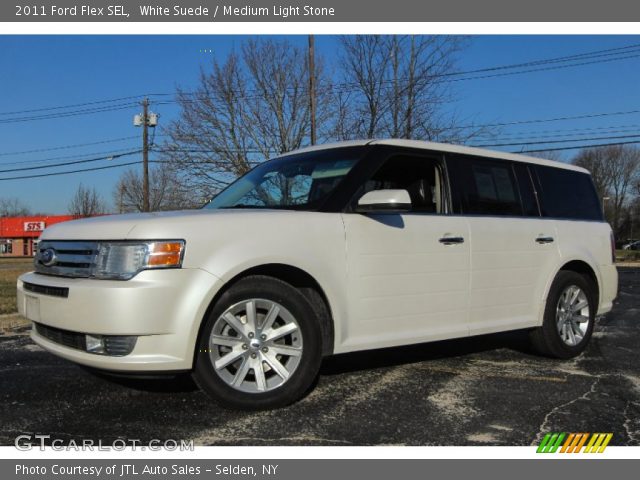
17, 268, 222, 371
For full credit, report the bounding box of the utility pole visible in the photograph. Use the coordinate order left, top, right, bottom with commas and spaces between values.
118, 182, 124, 214
602, 196, 610, 218
308, 34, 317, 146
141, 97, 150, 212
134, 98, 157, 212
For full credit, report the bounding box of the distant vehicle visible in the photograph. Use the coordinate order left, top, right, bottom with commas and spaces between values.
17, 140, 618, 409
623, 240, 640, 250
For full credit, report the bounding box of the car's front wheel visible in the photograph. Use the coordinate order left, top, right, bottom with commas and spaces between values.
193, 275, 322, 410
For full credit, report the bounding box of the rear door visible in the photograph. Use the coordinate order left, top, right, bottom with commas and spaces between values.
447, 154, 561, 335
340, 151, 471, 352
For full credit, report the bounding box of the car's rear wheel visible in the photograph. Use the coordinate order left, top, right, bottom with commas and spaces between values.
193, 275, 322, 410
529, 270, 596, 358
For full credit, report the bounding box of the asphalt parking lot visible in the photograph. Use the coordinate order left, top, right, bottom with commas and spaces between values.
1, 267, 638, 447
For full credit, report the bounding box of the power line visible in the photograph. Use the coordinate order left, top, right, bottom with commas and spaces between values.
154, 107, 640, 137
517, 140, 640, 153
473, 123, 640, 139
162, 45, 640, 104
473, 127, 640, 144
0, 160, 143, 181
472, 133, 640, 148
325, 52, 640, 96
0, 103, 139, 124
343, 51, 640, 91
0, 147, 141, 167
456, 108, 640, 130
155, 148, 278, 154
0, 95, 164, 116
0, 159, 224, 182
0, 151, 141, 174
0, 136, 139, 157
440, 42, 640, 77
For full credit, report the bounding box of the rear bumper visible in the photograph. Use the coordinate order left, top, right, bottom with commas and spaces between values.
17, 268, 223, 371
597, 264, 618, 315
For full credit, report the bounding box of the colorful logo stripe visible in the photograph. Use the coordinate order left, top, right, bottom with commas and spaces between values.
537, 433, 612, 453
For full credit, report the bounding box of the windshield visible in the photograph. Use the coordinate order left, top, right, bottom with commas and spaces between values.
205, 148, 363, 211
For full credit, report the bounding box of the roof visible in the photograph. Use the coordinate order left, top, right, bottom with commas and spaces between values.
284, 139, 589, 174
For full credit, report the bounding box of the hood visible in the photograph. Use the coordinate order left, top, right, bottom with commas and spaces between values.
39, 208, 301, 241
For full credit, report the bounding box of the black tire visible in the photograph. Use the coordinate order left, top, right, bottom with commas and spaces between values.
193, 275, 323, 410
529, 270, 597, 359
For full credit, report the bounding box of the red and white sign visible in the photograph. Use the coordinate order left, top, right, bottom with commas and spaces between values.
0, 215, 75, 238
23, 221, 45, 232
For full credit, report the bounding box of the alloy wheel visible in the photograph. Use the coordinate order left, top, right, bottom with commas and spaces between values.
555, 285, 590, 347
208, 299, 303, 393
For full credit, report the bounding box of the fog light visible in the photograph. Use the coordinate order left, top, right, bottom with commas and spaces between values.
103, 336, 137, 356
85, 334, 137, 356
85, 334, 105, 354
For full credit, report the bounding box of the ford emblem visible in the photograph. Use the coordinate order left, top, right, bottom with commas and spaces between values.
39, 248, 57, 267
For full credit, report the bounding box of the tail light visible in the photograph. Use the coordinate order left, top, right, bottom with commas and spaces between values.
611, 232, 616, 264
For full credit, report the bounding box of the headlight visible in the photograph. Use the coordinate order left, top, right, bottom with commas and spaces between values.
93, 240, 185, 280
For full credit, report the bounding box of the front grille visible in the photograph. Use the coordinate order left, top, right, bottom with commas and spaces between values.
35, 323, 86, 351
23, 282, 69, 298
35, 241, 98, 278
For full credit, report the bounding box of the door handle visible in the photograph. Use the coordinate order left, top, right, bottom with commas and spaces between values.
439, 236, 465, 245
536, 236, 554, 244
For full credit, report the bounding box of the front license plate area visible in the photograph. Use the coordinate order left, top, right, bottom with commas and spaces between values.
25, 295, 41, 322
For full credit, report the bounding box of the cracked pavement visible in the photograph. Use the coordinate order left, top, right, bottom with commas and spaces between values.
1, 267, 638, 446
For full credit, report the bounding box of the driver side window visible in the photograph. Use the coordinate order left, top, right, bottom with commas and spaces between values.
360, 154, 444, 214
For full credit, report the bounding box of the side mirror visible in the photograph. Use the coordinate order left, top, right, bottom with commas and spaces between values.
356, 189, 412, 213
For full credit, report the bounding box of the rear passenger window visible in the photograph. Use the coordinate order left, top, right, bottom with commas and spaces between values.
534, 166, 603, 221
449, 156, 523, 216
513, 164, 540, 217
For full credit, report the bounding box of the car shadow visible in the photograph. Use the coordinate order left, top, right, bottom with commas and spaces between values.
80, 367, 199, 393
320, 329, 535, 375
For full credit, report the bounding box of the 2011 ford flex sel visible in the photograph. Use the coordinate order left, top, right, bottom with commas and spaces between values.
17, 140, 618, 409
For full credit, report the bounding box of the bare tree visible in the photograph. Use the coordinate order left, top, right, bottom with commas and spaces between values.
161, 52, 252, 200
572, 145, 640, 233
337, 36, 390, 139
161, 36, 494, 197
0, 197, 31, 217
573, 148, 614, 201
68, 184, 106, 217
607, 146, 640, 233
161, 38, 331, 201
114, 166, 196, 213
335, 35, 477, 142
525, 150, 566, 162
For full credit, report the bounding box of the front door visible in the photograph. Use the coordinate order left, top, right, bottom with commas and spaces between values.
340, 152, 471, 352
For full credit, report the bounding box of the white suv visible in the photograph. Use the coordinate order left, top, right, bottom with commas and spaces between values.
17, 140, 618, 409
